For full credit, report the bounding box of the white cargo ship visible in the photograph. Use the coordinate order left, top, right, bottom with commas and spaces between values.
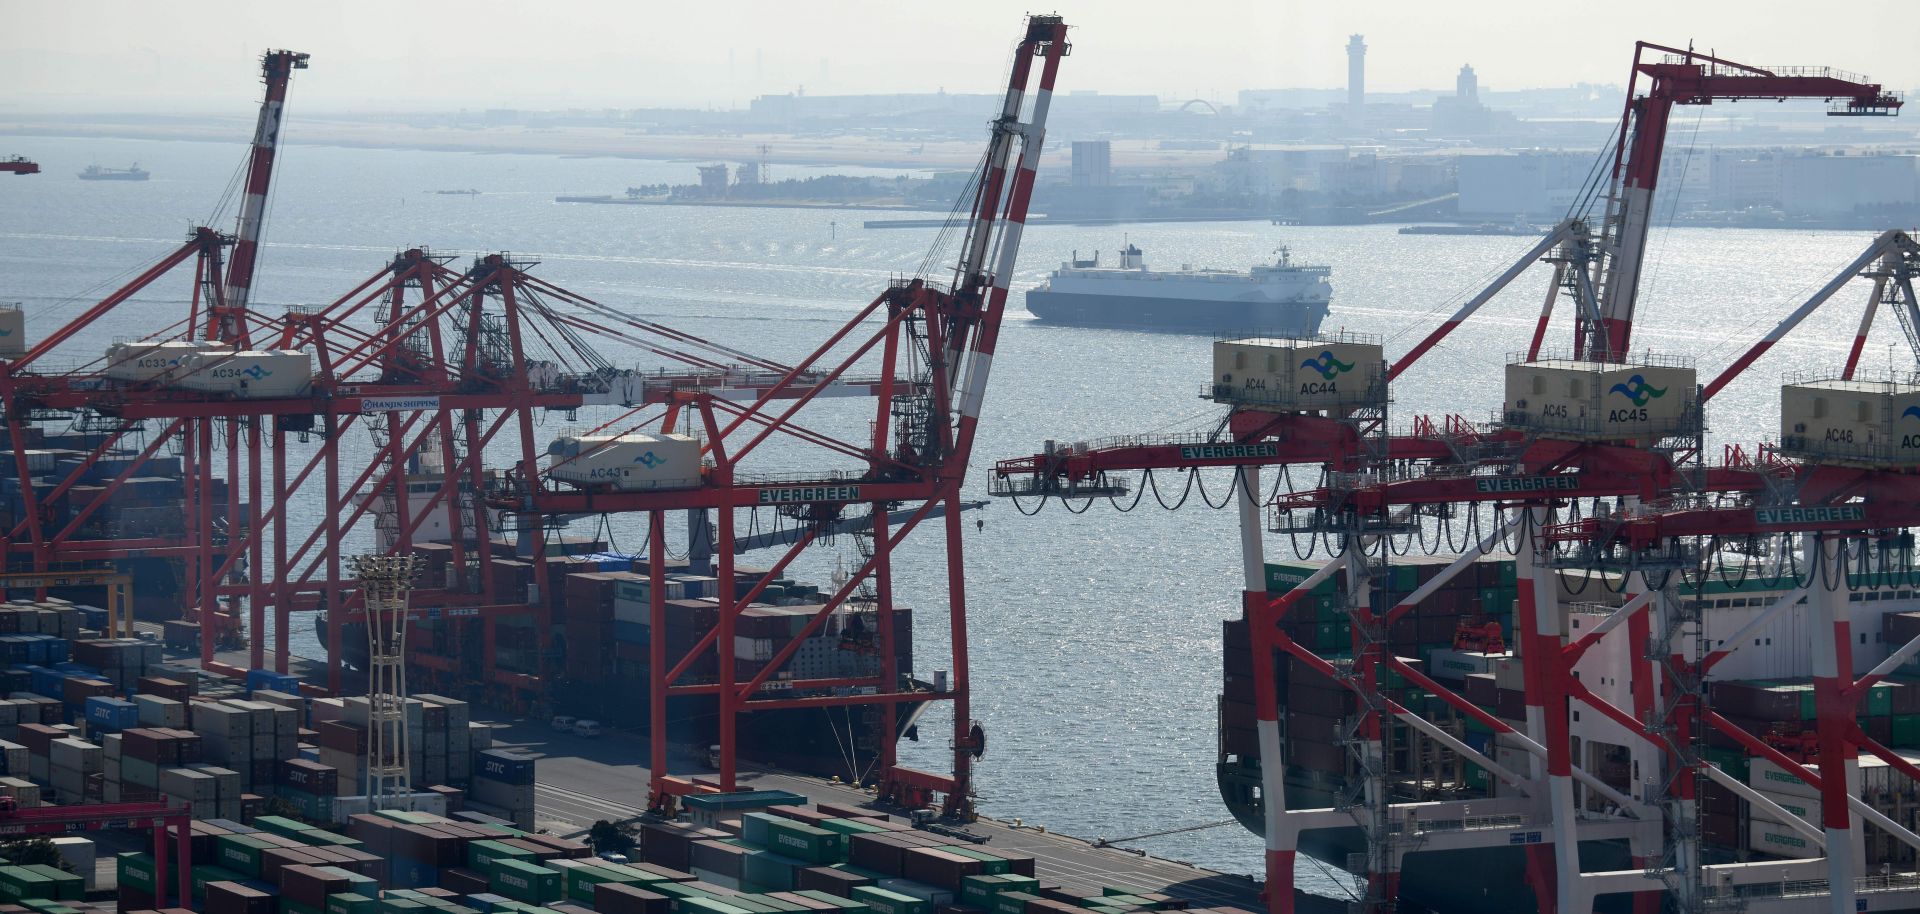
1024, 243, 1332, 334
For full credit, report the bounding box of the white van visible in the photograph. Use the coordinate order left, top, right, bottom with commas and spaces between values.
574, 720, 604, 738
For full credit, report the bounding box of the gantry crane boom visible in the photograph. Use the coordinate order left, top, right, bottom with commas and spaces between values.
215, 49, 309, 345
1586, 42, 1901, 361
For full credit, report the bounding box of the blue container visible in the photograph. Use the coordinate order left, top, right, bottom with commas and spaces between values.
0, 639, 29, 664
475, 749, 536, 786
613, 621, 649, 644
51, 660, 95, 678
39, 637, 70, 664
85, 696, 140, 731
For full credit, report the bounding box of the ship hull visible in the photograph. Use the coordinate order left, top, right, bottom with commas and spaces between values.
1216, 755, 1635, 913
1025, 289, 1328, 336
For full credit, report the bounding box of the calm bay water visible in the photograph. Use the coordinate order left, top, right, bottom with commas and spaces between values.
0, 134, 1892, 884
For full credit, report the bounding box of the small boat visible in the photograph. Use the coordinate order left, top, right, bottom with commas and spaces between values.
2, 156, 39, 176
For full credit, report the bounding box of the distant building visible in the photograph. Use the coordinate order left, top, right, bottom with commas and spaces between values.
1781, 152, 1920, 217
1347, 35, 1366, 114
698, 164, 730, 197
1456, 152, 1592, 216
1432, 64, 1496, 135
1071, 141, 1112, 187
735, 162, 760, 186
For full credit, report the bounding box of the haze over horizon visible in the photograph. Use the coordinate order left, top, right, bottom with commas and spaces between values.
3, 0, 1917, 115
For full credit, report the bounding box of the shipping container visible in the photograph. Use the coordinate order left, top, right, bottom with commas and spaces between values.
1504, 356, 1697, 442
1211, 336, 1385, 412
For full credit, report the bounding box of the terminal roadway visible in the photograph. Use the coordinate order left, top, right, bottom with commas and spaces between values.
487, 720, 1347, 914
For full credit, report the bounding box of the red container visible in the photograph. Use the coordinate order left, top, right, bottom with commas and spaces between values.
769, 806, 836, 827
345, 814, 396, 856
280, 759, 340, 797
317, 720, 369, 754
595, 883, 671, 914
138, 676, 193, 702
260, 847, 324, 884
797, 865, 873, 897
520, 832, 591, 859
279, 864, 352, 908
849, 833, 909, 875
204, 881, 276, 914
439, 867, 491, 896
901, 847, 983, 889
688, 840, 748, 880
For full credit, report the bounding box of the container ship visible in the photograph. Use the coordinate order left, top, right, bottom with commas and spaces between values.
76, 164, 149, 181
1221, 554, 1920, 912
1024, 244, 1331, 335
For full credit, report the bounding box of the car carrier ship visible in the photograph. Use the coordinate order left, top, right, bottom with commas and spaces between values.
1024, 243, 1332, 335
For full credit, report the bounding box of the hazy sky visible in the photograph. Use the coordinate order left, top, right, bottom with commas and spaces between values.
3, 0, 1917, 113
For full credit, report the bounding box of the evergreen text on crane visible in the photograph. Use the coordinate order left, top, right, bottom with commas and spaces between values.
1474, 475, 1581, 494
1755, 505, 1866, 525
1179, 444, 1280, 460
757, 485, 863, 505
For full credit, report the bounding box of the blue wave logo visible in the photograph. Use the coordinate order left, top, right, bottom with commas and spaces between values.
1608, 374, 1667, 406
242, 365, 272, 380
634, 450, 666, 469
1904, 405, 1920, 421
1299, 350, 1354, 381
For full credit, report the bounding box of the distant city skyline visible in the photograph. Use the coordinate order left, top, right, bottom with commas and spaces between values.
3, 0, 1916, 114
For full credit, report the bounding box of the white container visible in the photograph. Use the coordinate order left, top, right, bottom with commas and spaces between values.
734, 635, 774, 662
1504, 357, 1696, 441
1749, 787, 1818, 827
172, 349, 313, 398
547, 432, 702, 491
1425, 648, 1504, 682
0, 305, 23, 359
1747, 817, 1820, 859
49, 837, 95, 889
104, 340, 232, 382
1212, 336, 1385, 412
1780, 378, 1920, 467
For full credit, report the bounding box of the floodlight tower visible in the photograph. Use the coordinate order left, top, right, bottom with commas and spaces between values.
352, 553, 420, 810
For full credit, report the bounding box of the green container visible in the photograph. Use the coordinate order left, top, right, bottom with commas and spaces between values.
282, 901, 326, 914
1893, 714, 1920, 748
726, 897, 783, 913
741, 893, 810, 913
936, 847, 1008, 875
1314, 622, 1346, 652
1702, 747, 1751, 781
653, 881, 716, 901
299, 829, 362, 850
990, 891, 1040, 914
794, 889, 872, 913
817, 818, 886, 836
0, 866, 52, 903
191, 865, 247, 901
854, 887, 930, 914
326, 893, 378, 914
255, 815, 316, 839
679, 899, 755, 914
1865, 683, 1895, 717
567, 865, 643, 903
214, 834, 276, 877
469, 838, 538, 874
743, 850, 806, 892
961, 875, 1038, 908
19, 867, 79, 902
1479, 589, 1516, 614
1465, 763, 1490, 791
116, 853, 157, 894
489, 860, 562, 905
278, 788, 338, 824
763, 819, 848, 865
376, 899, 428, 914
